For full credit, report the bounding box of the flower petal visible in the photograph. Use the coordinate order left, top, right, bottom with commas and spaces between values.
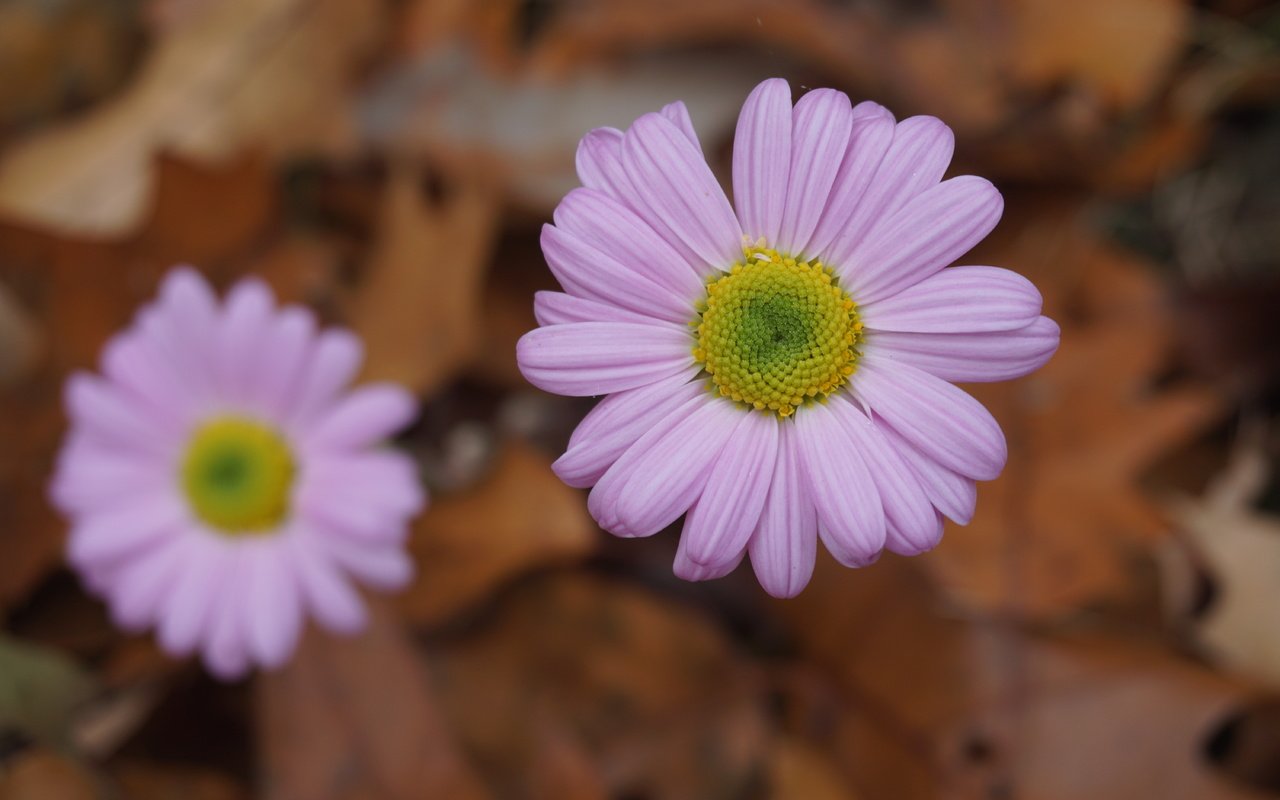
623, 112, 743, 272
576, 127, 629, 198
253, 306, 317, 420
823, 115, 954, 274
863, 266, 1042, 333
807, 103, 896, 261
870, 315, 1060, 383
829, 395, 940, 556
323, 535, 415, 591
216, 278, 276, 406
748, 423, 818, 598
777, 88, 853, 255
552, 188, 703, 300
794, 401, 885, 566
533, 291, 667, 327
680, 411, 779, 568
66, 492, 186, 569
842, 176, 1004, 304
853, 355, 1007, 481
608, 397, 741, 538
554, 369, 702, 488
877, 423, 977, 525
288, 528, 367, 635
517, 322, 693, 397
661, 100, 700, 148
302, 384, 417, 451
64, 373, 177, 456
732, 78, 792, 246
286, 330, 364, 429
542, 223, 693, 323
156, 534, 229, 655
674, 535, 744, 582
244, 539, 302, 669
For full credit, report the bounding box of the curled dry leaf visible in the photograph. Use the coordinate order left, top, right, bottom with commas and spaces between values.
256, 599, 490, 800
920, 196, 1224, 619
342, 167, 498, 396
0, 0, 382, 235
398, 440, 596, 627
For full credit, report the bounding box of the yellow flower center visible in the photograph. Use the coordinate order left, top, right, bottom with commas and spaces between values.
181, 417, 295, 535
692, 245, 863, 418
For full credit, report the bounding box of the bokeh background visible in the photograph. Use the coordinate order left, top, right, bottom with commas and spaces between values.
1, 0, 1280, 797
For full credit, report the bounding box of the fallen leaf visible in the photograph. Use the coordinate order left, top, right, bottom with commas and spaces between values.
398, 440, 595, 626
0, 0, 382, 234
1164, 423, 1280, 686
342, 167, 499, 396
256, 599, 490, 800
113, 761, 248, 800
0, 635, 95, 747
431, 573, 770, 799
0, 749, 97, 799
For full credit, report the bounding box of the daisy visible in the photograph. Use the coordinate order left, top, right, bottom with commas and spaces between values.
517, 79, 1059, 597
51, 267, 424, 678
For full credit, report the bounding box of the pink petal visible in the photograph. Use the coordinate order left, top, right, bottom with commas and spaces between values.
323, 535, 415, 591
853, 355, 1007, 481
156, 534, 229, 655
517, 322, 693, 397
777, 88, 853, 255
822, 115, 954, 273
576, 127, 630, 198
203, 548, 251, 680
244, 539, 302, 669
661, 100, 700, 148
607, 396, 741, 538
215, 278, 276, 406
554, 369, 703, 488
623, 112, 743, 272
732, 78, 792, 246
66, 493, 186, 569
64, 373, 177, 456
587, 391, 707, 533
51, 437, 168, 514
794, 401, 885, 566
843, 176, 1004, 304
747, 424, 818, 598
253, 306, 317, 420
300, 451, 425, 518
878, 423, 977, 525
680, 411, 779, 568
828, 395, 940, 556
100, 331, 191, 434
288, 529, 367, 635
806, 102, 896, 261
863, 265, 1041, 333
870, 315, 1060, 383
552, 188, 703, 300
674, 534, 743, 582
542, 223, 693, 323
302, 384, 417, 451
106, 536, 188, 633
285, 330, 364, 429
533, 291, 667, 327
145, 266, 219, 402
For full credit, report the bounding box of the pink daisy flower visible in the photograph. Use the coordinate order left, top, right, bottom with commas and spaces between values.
517, 78, 1059, 597
51, 267, 424, 679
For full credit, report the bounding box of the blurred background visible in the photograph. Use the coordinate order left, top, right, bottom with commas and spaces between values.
1, 0, 1279, 797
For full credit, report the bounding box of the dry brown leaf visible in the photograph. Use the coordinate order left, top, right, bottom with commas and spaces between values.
766, 737, 860, 800
918, 196, 1224, 618
776, 551, 1267, 798
343, 167, 498, 396
1164, 425, 1280, 685
0, 750, 97, 799
0, 0, 381, 234
256, 599, 490, 800
398, 440, 595, 626
113, 761, 248, 800
431, 573, 770, 799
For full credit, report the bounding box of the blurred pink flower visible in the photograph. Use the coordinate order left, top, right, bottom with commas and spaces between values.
51, 267, 424, 679
517, 78, 1059, 597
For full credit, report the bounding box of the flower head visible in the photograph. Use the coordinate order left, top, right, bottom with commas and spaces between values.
517, 79, 1059, 597
51, 267, 424, 678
